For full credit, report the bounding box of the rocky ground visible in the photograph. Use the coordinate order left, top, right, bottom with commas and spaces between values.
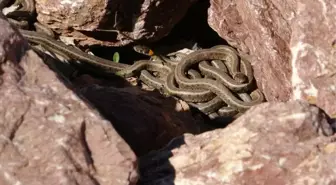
0, 0, 335, 185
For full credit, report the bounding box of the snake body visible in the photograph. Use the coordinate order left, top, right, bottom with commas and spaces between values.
1, 0, 265, 116
4, 0, 336, 138
174, 49, 265, 111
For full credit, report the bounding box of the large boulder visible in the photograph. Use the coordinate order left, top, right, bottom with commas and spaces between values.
208, 0, 336, 117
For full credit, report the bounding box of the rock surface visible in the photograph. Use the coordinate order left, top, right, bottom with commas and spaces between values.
2, 0, 336, 184
0, 10, 205, 183
35, 0, 196, 47
0, 14, 138, 185
208, 0, 336, 117
77, 85, 202, 156
138, 101, 336, 185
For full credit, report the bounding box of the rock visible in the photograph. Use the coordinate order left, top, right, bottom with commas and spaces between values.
0, 14, 138, 185
138, 101, 336, 185
77, 85, 202, 156
0, 12, 205, 184
35, 0, 197, 47
208, 0, 336, 117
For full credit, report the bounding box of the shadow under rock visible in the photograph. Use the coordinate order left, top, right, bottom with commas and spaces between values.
17, 1, 234, 184
75, 84, 203, 156
137, 135, 186, 185
59, 69, 188, 185
31, 48, 200, 184
32, 47, 202, 157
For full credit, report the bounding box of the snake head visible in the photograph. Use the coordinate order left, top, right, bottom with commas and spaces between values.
133, 45, 154, 56
233, 73, 248, 84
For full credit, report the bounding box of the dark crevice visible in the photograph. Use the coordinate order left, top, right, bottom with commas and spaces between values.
90, 0, 226, 65
79, 121, 96, 172
8, 100, 31, 141
77, 0, 233, 131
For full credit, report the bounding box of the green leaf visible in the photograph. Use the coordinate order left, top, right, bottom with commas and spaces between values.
113, 52, 120, 63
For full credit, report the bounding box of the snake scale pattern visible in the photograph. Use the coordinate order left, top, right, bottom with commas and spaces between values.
1, 0, 266, 119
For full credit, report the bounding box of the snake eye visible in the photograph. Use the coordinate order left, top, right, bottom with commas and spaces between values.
133, 45, 154, 56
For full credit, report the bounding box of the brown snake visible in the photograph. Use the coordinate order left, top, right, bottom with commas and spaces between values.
2, 0, 265, 117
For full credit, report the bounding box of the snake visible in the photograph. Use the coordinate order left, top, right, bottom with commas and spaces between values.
138, 49, 262, 114
174, 49, 265, 111
188, 59, 253, 115
5, 0, 35, 20
1, 0, 265, 114
4, 0, 336, 138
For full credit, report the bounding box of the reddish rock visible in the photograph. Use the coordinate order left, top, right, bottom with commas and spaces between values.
138, 101, 336, 185
0, 14, 138, 185
208, 0, 336, 117
0, 13, 204, 184
77, 85, 202, 156
35, 0, 197, 47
